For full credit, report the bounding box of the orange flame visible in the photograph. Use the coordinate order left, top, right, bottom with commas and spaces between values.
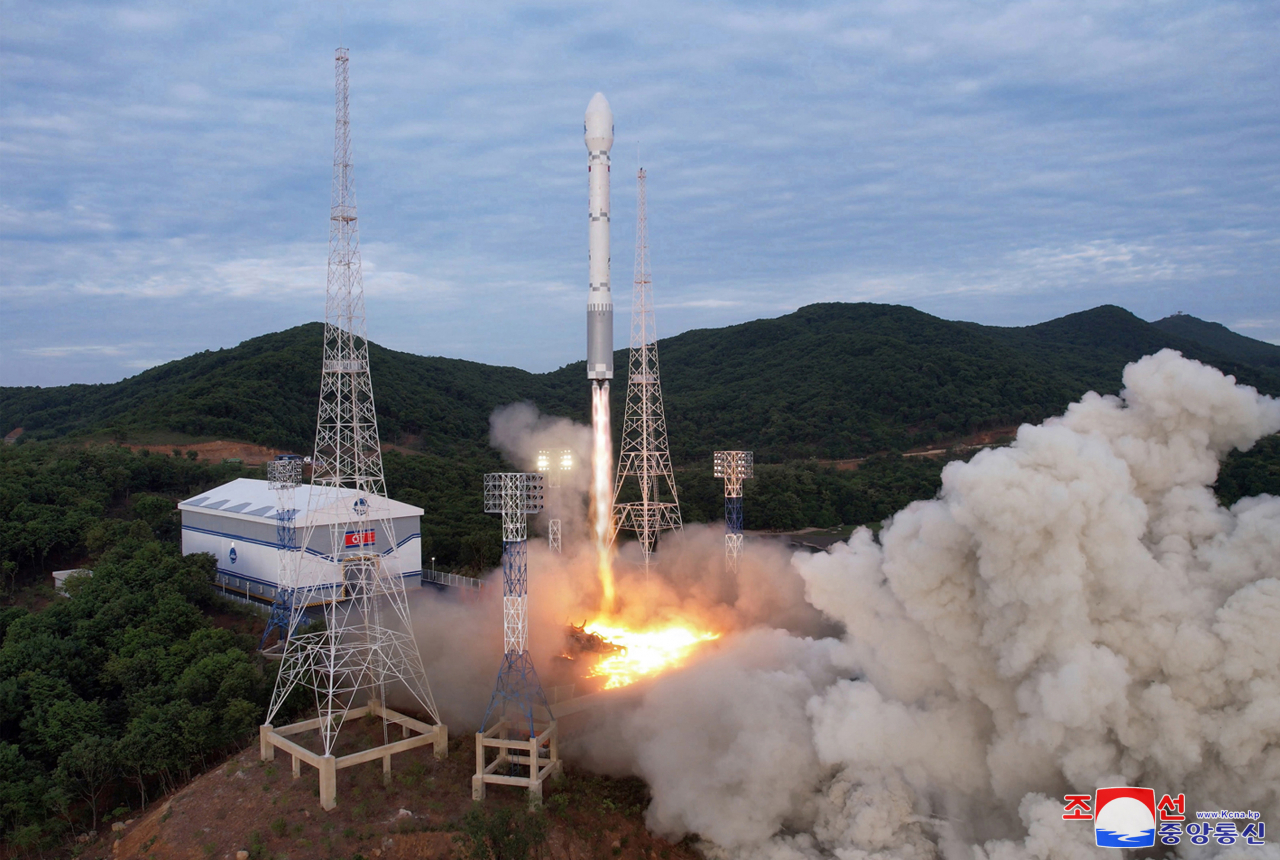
584, 619, 720, 689
583, 380, 719, 689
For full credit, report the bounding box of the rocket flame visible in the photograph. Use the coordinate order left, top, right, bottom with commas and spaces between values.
583, 380, 719, 690
591, 381, 616, 612
584, 620, 720, 689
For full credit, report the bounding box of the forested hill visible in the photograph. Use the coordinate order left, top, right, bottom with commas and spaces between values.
3, 304, 1277, 463
1152, 312, 1280, 369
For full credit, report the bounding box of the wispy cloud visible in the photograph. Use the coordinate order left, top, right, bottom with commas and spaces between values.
22, 343, 147, 358
2, 0, 1278, 384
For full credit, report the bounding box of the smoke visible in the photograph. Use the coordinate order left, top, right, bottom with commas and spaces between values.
490, 401, 594, 542
409, 519, 836, 732
572, 350, 1280, 859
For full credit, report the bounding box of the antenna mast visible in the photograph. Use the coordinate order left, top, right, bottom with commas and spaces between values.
612, 168, 682, 565
261, 48, 445, 810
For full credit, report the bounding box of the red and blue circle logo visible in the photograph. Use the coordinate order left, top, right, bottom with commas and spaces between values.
1096, 787, 1156, 847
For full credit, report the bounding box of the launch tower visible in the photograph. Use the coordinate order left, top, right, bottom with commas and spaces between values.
713, 451, 753, 575
474, 472, 561, 803
613, 168, 682, 565
260, 48, 446, 811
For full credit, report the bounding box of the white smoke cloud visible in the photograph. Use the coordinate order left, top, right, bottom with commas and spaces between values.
578, 350, 1280, 859
490, 401, 594, 543
410, 496, 833, 732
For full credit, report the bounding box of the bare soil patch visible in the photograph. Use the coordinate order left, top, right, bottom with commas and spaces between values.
116, 441, 288, 466
92, 718, 695, 860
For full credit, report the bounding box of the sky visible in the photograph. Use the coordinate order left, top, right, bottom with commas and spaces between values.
2, 0, 1277, 387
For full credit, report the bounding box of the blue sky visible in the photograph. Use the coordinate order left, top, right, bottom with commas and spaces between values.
3, 1, 1277, 387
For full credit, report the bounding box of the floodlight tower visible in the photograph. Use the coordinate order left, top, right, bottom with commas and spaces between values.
713, 451, 753, 575
475, 473, 561, 803
260, 48, 445, 812
613, 168, 682, 566
537, 449, 573, 553
259, 458, 302, 650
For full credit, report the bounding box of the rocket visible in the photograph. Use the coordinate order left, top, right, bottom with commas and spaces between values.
585, 92, 614, 381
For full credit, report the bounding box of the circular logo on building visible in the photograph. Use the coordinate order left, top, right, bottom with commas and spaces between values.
229, 547, 238, 564
353, 497, 368, 516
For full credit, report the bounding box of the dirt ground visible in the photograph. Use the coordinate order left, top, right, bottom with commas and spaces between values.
118, 439, 426, 467
821, 425, 1018, 470
116, 441, 289, 466
88, 718, 695, 860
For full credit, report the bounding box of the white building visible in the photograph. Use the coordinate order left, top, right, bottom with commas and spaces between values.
179, 478, 424, 603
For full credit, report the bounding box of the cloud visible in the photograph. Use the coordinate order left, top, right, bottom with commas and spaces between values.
2, 0, 1278, 384
22, 343, 145, 358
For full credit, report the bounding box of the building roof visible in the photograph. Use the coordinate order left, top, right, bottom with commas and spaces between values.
179, 478, 423, 526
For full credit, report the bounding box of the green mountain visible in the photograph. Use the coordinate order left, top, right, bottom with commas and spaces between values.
3, 304, 1277, 464
1151, 313, 1280, 369
0, 324, 582, 458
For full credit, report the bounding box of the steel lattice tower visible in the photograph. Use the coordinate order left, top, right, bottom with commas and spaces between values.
537, 449, 572, 553
612, 169, 681, 565
262, 51, 443, 803
473, 472, 561, 803
480, 473, 549, 736
259, 458, 302, 650
714, 451, 753, 575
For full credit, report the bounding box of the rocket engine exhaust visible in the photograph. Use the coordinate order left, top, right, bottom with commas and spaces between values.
591, 380, 615, 610
586, 93, 617, 609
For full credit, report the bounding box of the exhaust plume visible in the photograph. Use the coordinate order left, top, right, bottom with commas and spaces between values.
574, 350, 1280, 859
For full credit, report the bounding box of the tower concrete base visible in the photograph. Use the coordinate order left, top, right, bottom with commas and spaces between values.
259, 699, 447, 811
472, 719, 561, 807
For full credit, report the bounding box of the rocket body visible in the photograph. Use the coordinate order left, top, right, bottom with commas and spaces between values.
585, 93, 614, 380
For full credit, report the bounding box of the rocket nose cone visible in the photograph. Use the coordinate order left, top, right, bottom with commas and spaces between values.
585, 92, 614, 150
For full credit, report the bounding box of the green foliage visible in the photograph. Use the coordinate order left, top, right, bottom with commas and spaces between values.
0, 442, 251, 591
380, 450, 502, 573
0, 444, 290, 846
1215, 434, 1280, 506
678, 454, 949, 530
455, 804, 548, 860
0, 323, 581, 458
1152, 313, 1280, 369
6, 305, 1277, 467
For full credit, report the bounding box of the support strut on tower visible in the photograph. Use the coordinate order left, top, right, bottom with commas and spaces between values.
612, 168, 682, 568
259, 458, 302, 651
713, 451, 753, 575
258, 47, 446, 812
474, 472, 562, 805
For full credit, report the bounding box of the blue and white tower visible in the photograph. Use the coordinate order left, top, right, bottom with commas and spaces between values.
474, 472, 561, 803
259, 457, 302, 649
713, 451, 753, 575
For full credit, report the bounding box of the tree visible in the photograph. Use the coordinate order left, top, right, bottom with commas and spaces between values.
55, 736, 116, 830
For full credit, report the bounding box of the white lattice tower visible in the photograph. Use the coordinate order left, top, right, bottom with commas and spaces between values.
612, 168, 681, 565
548, 520, 561, 553
264, 48, 440, 759
713, 451, 753, 575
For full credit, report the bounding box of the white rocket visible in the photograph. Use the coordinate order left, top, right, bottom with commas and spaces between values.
585, 92, 614, 381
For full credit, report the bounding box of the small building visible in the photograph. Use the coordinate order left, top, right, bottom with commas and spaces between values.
52, 568, 92, 595
179, 478, 424, 604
